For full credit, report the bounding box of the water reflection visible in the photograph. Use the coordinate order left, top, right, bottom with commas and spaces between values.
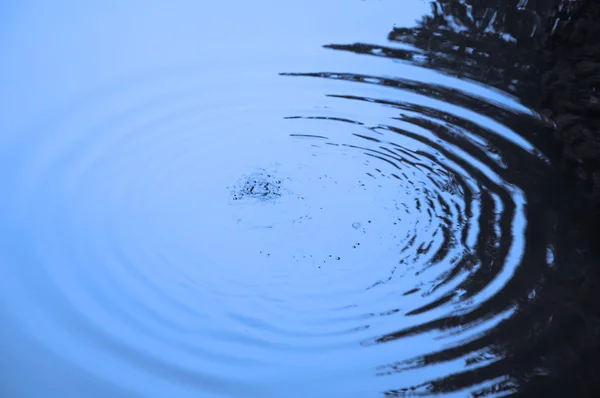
325, 0, 560, 102
286, 0, 594, 396
279, 66, 553, 395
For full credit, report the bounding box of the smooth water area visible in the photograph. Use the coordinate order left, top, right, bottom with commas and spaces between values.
0, 1, 587, 397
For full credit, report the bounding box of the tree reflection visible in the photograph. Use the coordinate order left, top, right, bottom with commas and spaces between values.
326, 0, 559, 103
318, 0, 599, 396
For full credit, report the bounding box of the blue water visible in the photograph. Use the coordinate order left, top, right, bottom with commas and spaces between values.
0, 1, 570, 397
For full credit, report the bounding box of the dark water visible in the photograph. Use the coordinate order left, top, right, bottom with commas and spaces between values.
1, 1, 594, 397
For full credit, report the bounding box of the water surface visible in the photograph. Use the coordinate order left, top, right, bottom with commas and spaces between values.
0, 1, 590, 397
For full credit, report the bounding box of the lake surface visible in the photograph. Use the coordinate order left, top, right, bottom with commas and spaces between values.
1, 1, 594, 397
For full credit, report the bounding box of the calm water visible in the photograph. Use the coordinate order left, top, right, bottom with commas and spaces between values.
0, 1, 591, 397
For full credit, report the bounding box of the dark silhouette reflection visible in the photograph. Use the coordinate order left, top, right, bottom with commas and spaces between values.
282, 0, 600, 396
325, 0, 560, 104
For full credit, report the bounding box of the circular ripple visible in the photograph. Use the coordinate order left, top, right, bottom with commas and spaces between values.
0, 63, 554, 397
